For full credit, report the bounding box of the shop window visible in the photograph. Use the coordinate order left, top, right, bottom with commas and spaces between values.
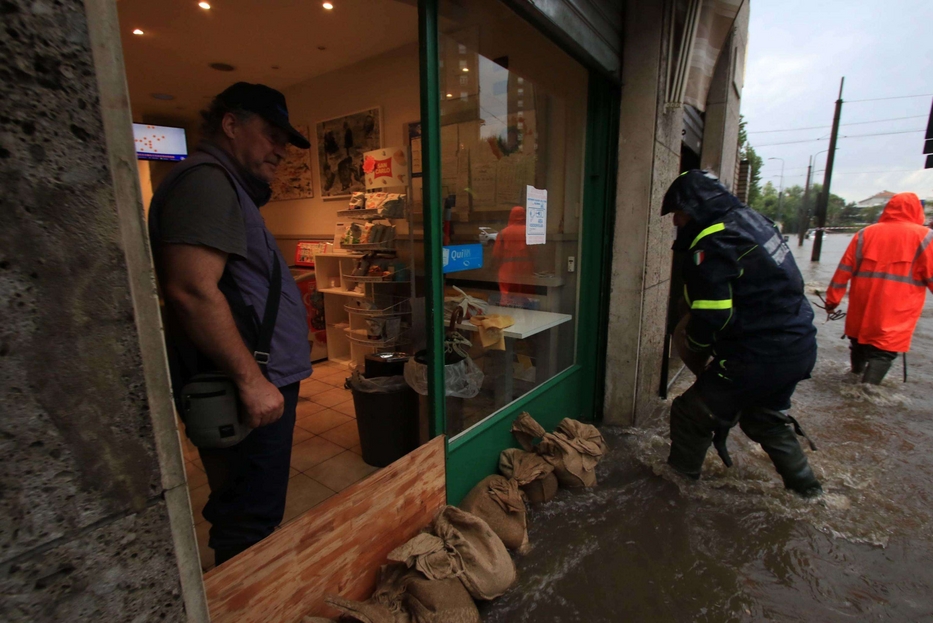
437, 0, 588, 437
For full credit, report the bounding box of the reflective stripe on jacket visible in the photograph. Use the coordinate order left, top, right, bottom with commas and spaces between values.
826, 192, 933, 352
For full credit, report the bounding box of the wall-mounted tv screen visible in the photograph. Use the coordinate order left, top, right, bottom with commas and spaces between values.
133, 123, 188, 161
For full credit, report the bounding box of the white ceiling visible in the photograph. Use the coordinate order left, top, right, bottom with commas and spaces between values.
117, 0, 419, 124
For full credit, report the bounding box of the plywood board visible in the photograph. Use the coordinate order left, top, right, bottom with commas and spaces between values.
204, 436, 446, 622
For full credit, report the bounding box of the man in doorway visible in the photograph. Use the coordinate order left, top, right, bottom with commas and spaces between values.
148, 82, 312, 564
825, 192, 933, 384
663, 170, 822, 498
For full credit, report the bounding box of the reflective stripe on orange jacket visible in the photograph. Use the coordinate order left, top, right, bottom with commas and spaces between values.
826, 192, 933, 352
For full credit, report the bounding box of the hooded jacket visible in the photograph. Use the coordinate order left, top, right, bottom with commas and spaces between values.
826, 192, 933, 352
665, 170, 816, 362
493, 206, 535, 294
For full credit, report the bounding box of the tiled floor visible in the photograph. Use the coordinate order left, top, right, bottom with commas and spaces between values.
183, 360, 378, 571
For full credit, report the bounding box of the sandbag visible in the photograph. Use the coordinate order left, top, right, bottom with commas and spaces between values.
520, 472, 559, 504
389, 506, 515, 601
325, 596, 396, 623
537, 418, 607, 488
510, 412, 546, 451
325, 565, 419, 623
460, 475, 528, 552
404, 577, 480, 623
499, 448, 558, 504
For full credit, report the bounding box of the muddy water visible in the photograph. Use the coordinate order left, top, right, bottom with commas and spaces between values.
482, 234, 933, 622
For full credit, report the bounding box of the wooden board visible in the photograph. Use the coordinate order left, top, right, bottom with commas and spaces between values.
204, 436, 447, 622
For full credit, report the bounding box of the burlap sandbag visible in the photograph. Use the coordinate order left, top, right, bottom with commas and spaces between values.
536, 419, 607, 488
325, 596, 396, 623
389, 506, 515, 600
459, 475, 528, 552
325, 565, 419, 623
404, 576, 480, 623
499, 448, 558, 504
510, 412, 546, 451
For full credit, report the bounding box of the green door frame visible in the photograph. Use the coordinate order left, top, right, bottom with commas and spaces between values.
418, 0, 620, 504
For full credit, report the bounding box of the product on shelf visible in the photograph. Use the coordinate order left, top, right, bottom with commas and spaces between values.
348, 191, 366, 209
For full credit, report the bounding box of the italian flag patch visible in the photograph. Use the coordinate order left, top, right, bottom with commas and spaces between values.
693, 250, 705, 265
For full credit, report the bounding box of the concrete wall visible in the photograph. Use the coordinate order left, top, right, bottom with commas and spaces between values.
700, 0, 748, 190
603, 0, 683, 426
0, 0, 206, 620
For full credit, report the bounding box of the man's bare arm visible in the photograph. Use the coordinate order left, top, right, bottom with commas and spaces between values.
160, 243, 284, 428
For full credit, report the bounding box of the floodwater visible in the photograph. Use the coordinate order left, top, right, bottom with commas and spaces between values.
482, 234, 933, 622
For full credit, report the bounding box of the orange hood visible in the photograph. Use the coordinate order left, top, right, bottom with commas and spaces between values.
879, 192, 924, 225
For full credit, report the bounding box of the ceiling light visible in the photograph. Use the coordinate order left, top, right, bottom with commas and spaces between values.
446, 93, 453, 98
322, 2, 334, 9
462, 67, 469, 72
199, 2, 211, 9
132, 29, 144, 35
209, 62, 236, 72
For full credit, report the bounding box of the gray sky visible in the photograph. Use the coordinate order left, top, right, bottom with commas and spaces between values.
743, 0, 933, 203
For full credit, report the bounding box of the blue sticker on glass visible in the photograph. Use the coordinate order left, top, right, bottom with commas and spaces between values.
442, 244, 484, 274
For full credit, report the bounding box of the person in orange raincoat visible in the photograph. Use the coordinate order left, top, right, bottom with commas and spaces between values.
825, 192, 933, 384
493, 206, 535, 306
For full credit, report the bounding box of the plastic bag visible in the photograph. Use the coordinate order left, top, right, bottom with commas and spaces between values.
348, 371, 410, 394
404, 356, 483, 399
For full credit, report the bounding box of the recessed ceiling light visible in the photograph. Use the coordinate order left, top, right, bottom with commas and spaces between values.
151, 93, 176, 101
322, 2, 334, 9
132, 29, 144, 35
198, 2, 211, 8
209, 62, 236, 72
446, 93, 453, 98
462, 67, 469, 72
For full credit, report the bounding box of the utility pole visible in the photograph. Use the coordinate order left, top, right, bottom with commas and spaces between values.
798, 156, 813, 247
812, 77, 844, 262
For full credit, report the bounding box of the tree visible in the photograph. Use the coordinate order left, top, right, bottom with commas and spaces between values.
737, 115, 763, 205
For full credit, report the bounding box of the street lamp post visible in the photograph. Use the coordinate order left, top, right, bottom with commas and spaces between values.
768, 157, 785, 221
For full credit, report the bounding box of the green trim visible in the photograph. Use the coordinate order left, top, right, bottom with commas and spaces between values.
690, 222, 725, 249
691, 299, 733, 310
418, 0, 446, 440
687, 335, 710, 349
737, 244, 758, 261
444, 70, 620, 505
448, 365, 581, 452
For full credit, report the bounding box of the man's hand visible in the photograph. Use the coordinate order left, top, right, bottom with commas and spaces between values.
239, 375, 285, 428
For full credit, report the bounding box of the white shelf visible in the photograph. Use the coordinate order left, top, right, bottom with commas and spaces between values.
319, 287, 366, 298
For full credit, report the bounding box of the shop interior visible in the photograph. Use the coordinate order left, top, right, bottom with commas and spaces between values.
118, 0, 586, 572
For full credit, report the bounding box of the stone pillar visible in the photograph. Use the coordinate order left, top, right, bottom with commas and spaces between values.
603, 0, 683, 426
0, 0, 207, 620
700, 1, 749, 190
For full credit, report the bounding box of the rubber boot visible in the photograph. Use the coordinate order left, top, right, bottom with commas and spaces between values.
739, 408, 822, 497
849, 341, 867, 375
667, 390, 716, 480
861, 358, 892, 385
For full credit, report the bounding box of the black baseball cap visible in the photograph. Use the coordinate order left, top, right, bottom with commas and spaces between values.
216, 82, 310, 149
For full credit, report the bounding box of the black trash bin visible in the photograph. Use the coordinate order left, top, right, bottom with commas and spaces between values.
348, 371, 419, 467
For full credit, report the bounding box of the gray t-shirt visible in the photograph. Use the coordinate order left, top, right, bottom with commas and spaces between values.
153, 165, 247, 257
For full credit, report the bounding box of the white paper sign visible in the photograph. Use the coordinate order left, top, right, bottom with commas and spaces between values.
525, 185, 547, 245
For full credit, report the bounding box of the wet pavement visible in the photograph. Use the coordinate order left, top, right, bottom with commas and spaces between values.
482, 234, 933, 622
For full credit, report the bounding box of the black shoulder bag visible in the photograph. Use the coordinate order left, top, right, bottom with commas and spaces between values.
180, 259, 282, 448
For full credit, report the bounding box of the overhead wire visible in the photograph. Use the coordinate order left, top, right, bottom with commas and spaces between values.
754, 128, 926, 148
747, 114, 928, 134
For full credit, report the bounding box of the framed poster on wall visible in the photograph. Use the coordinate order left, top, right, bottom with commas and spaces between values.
316, 107, 381, 199
270, 124, 314, 201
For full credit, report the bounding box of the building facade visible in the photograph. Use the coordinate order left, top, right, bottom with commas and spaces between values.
0, 0, 748, 619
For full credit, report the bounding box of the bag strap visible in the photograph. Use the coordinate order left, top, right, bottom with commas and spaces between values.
254, 256, 281, 373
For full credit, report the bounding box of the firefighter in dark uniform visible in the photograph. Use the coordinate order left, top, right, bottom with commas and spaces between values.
663, 170, 822, 498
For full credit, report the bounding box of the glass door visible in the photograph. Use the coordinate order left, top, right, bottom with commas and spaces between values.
419, 0, 618, 503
